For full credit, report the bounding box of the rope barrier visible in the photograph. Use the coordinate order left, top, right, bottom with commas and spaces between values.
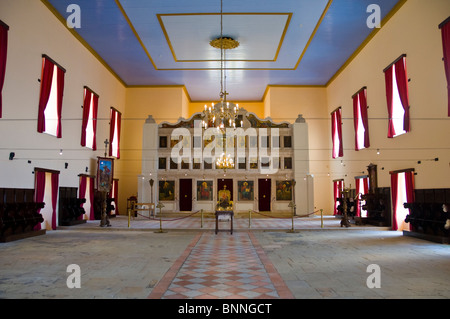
134, 209, 201, 222
128, 205, 326, 232
250, 209, 321, 219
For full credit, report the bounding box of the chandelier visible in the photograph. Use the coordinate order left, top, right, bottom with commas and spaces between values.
216, 153, 235, 170
202, 0, 241, 130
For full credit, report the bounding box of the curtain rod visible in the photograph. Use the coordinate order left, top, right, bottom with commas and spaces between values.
330, 106, 341, 115
438, 16, 450, 29
383, 54, 407, 73
84, 86, 100, 98
35, 167, 60, 175
389, 168, 415, 175
42, 54, 67, 73
352, 86, 367, 99
0, 20, 9, 30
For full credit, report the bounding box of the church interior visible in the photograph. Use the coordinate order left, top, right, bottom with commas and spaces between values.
0, 0, 449, 301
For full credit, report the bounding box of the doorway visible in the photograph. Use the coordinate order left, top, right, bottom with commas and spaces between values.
258, 179, 271, 211
179, 179, 193, 212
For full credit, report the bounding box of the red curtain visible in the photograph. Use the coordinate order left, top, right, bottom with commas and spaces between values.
109, 108, 121, 158
108, 180, 119, 215
331, 108, 343, 158
355, 178, 361, 217
363, 177, 369, 195
359, 90, 370, 149
390, 173, 399, 231
441, 19, 450, 116
353, 96, 359, 150
353, 90, 370, 150
116, 112, 121, 159
109, 109, 116, 157
81, 89, 99, 150
34, 171, 46, 231
92, 94, 99, 150
333, 180, 343, 215
0, 21, 9, 118
78, 176, 87, 220
113, 179, 119, 215
80, 89, 92, 148
55, 67, 65, 138
37, 58, 54, 133
384, 66, 396, 138
394, 57, 411, 133
89, 177, 95, 220
404, 171, 415, 207
51, 173, 59, 230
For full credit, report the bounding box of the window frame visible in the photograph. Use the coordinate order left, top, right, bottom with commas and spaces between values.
331, 107, 343, 159
352, 87, 370, 151
384, 54, 411, 138
81, 86, 99, 150
37, 55, 66, 138
109, 107, 122, 158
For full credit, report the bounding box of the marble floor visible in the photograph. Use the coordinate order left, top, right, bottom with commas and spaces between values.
0, 215, 449, 301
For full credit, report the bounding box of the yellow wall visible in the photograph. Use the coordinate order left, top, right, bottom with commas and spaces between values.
263, 86, 331, 212
120, 87, 189, 211
326, 0, 450, 195
1, 0, 449, 217
0, 0, 126, 191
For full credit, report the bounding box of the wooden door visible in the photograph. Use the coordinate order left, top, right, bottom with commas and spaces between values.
258, 179, 271, 211
179, 179, 192, 211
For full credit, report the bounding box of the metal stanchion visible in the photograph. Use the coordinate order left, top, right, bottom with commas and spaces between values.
201, 209, 204, 228
248, 210, 252, 229
287, 202, 298, 233
155, 203, 167, 233
320, 209, 324, 228
128, 208, 131, 228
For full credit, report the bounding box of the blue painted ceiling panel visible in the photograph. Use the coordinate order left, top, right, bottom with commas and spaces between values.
44, 0, 402, 101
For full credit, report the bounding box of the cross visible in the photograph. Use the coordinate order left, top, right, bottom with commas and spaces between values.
220, 91, 229, 99
104, 139, 109, 157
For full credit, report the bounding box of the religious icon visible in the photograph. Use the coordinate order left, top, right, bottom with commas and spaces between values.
238, 181, 254, 201
97, 157, 114, 193
159, 180, 175, 201
217, 185, 232, 210
276, 180, 292, 201
197, 181, 213, 201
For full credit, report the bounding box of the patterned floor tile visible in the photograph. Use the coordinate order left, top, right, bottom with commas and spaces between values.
148, 231, 294, 299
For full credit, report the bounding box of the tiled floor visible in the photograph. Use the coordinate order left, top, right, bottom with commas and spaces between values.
148, 231, 294, 299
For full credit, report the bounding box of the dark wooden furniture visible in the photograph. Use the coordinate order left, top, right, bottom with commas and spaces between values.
58, 187, 86, 226
0, 188, 45, 242
359, 165, 392, 227
404, 188, 450, 244
361, 187, 392, 227
215, 211, 234, 235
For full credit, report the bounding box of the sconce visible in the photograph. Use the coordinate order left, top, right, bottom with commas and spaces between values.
9, 152, 15, 161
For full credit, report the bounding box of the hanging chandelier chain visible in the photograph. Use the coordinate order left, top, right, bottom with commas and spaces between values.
220, 0, 224, 98
202, 0, 240, 132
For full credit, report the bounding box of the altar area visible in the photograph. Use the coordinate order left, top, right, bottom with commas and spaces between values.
137, 110, 314, 217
